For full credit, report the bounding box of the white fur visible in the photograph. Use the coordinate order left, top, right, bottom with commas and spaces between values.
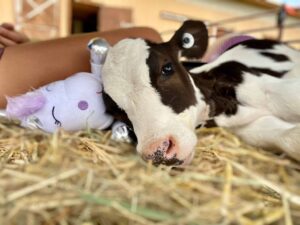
215, 105, 270, 128
231, 116, 300, 161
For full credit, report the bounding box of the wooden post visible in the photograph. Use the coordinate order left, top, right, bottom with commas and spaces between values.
59, 0, 72, 37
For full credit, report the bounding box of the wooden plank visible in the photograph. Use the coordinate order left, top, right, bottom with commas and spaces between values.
59, 0, 72, 37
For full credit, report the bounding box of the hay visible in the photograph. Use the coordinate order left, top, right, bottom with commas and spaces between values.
0, 117, 300, 225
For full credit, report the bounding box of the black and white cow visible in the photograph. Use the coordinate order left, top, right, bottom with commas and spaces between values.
102, 20, 300, 166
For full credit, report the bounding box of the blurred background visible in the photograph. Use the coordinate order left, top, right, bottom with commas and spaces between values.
0, 0, 299, 47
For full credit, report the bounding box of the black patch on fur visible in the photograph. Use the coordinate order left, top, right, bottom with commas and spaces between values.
204, 119, 217, 128
146, 43, 197, 114
182, 61, 206, 71
260, 52, 290, 62
250, 67, 288, 78
195, 119, 218, 128
191, 61, 251, 117
241, 39, 279, 50
190, 57, 290, 118
102, 92, 137, 143
103, 92, 129, 123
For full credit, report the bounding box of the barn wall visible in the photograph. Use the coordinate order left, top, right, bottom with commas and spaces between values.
0, 0, 14, 23
80, 0, 300, 46
0, 0, 299, 46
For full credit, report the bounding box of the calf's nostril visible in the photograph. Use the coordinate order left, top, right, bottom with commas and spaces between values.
165, 140, 175, 156
154, 138, 176, 160
143, 137, 183, 166
156, 139, 175, 156
159, 140, 170, 151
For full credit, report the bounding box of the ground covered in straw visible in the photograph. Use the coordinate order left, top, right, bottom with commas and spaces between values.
0, 117, 300, 225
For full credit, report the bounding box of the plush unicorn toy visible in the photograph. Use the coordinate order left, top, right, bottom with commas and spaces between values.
5, 38, 127, 137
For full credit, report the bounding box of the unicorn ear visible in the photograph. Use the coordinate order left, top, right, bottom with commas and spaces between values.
6, 91, 46, 119
169, 20, 209, 59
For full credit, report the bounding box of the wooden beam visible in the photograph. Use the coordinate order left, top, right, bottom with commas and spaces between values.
59, 0, 72, 37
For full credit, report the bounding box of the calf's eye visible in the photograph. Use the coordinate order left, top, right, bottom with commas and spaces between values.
161, 62, 174, 77
182, 33, 195, 49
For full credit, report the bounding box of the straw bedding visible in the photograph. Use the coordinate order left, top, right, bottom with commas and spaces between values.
0, 117, 299, 225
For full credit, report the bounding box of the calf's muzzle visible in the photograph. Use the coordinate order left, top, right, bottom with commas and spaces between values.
142, 136, 183, 166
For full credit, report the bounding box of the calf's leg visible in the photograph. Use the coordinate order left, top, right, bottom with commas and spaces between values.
231, 116, 300, 161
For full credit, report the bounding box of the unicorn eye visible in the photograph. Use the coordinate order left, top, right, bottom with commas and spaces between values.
182, 33, 195, 49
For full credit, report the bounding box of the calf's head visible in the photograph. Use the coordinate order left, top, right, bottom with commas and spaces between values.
102, 20, 209, 166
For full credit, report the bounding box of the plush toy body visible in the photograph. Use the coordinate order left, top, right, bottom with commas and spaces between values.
6, 38, 114, 132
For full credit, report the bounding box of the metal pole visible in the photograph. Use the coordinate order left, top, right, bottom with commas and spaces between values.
277, 4, 287, 41
238, 22, 300, 34
208, 8, 277, 26
284, 39, 300, 44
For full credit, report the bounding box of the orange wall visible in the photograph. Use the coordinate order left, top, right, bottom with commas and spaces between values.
0, 0, 14, 23
0, 0, 299, 46
87, 0, 300, 45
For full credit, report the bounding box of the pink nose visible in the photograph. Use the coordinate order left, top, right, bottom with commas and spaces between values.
142, 137, 183, 166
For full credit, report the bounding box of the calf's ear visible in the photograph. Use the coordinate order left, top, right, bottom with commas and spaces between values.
170, 20, 208, 59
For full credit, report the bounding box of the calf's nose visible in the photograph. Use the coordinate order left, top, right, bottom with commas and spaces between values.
142, 137, 184, 166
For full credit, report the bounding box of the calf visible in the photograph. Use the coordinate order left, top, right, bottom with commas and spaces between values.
102, 20, 300, 166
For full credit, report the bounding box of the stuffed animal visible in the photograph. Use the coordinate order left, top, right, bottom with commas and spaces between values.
5, 38, 128, 138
